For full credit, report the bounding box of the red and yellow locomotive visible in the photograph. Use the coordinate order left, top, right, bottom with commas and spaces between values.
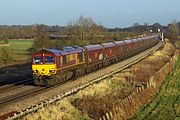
32, 34, 160, 86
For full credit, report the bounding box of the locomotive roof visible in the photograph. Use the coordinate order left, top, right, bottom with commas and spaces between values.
42, 46, 84, 56
84, 44, 103, 51
101, 42, 116, 48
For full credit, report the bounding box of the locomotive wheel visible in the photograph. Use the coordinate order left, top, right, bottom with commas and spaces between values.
92, 66, 96, 71
103, 61, 107, 66
34, 79, 41, 86
75, 69, 81, 78
46, 80, 56, 86
95, 64, 99, 70
112, 59, 116, 63
46, 76, 58, 86
62, 75, 67, 82
86, 67, 92, 73
67, 71, 73, 80
34, 76, 46, 86
98, 63, 103, 68
60, 71, 68, 82
81, 68, 85, 75
54, 75, 63, 84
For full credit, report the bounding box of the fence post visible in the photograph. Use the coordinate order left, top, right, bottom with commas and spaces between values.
105, 112, 110, 120
102, 115, 106, 120
109, 111, 113, 119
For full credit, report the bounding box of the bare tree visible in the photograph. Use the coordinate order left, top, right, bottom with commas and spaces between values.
144, 22, 149, 26
67, 16, 105, 45
169, 20, 179, 37
32, 25, 55, 51
133, 22, 140, 27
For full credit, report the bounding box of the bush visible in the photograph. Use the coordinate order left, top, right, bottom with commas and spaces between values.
0, 47, 15, 65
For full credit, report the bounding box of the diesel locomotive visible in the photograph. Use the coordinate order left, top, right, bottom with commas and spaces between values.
32, 34, 160, 86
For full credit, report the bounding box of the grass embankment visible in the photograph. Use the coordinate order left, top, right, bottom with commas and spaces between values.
23, 41, 175, 120
132, 56, 180, 120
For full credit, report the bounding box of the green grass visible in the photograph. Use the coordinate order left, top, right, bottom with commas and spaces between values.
132, 56, 180, 120
0, 40, 8, 44
0, 39, 33, 62
8, 39, 33, 52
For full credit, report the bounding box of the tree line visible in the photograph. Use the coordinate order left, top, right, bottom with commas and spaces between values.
0, 16, 179, 51
0, 16, 179, 66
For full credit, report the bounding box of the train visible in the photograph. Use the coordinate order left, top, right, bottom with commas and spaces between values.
32, 34, 160, 86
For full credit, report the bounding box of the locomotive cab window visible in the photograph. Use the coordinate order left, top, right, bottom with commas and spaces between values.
79, 53, 84, 62
33, 56, 43, 64
62, 55, 67, 65
45, 56, 55, 64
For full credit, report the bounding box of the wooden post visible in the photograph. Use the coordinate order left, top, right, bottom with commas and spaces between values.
106, 112, 110, 120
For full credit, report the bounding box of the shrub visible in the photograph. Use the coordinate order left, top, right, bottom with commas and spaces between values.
0, 47, 16, 65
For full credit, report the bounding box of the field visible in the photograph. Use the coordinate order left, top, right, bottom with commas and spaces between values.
132, 56, 180, 120
0, 39, 33, 62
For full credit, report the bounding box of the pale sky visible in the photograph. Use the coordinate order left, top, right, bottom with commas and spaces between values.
0, 0, 180, 28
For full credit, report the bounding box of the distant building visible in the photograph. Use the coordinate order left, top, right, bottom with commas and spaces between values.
48, 34, 68, 40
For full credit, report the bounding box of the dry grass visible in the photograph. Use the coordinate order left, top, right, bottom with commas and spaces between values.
24, 98, 90, 120
124, 41, 175, 86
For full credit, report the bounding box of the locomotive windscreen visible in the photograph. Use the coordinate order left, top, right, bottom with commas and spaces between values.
33, 56, 43, 64
45, 56, 55, 64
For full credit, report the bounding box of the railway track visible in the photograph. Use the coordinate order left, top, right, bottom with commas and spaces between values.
0, 87, 45, 106
0, 78, 76, 107
0, 78, 33, 94
1, 41, 164, 120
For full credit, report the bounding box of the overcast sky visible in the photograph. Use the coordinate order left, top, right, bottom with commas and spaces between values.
0, 0, 180, 28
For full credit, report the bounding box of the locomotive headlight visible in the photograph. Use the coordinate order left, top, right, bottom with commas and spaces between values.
49, 70, 54, 72
33, 70, 38, 73
49, 69, 56, 73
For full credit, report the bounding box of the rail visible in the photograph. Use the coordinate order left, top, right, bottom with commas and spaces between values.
0, 78, 33, 93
